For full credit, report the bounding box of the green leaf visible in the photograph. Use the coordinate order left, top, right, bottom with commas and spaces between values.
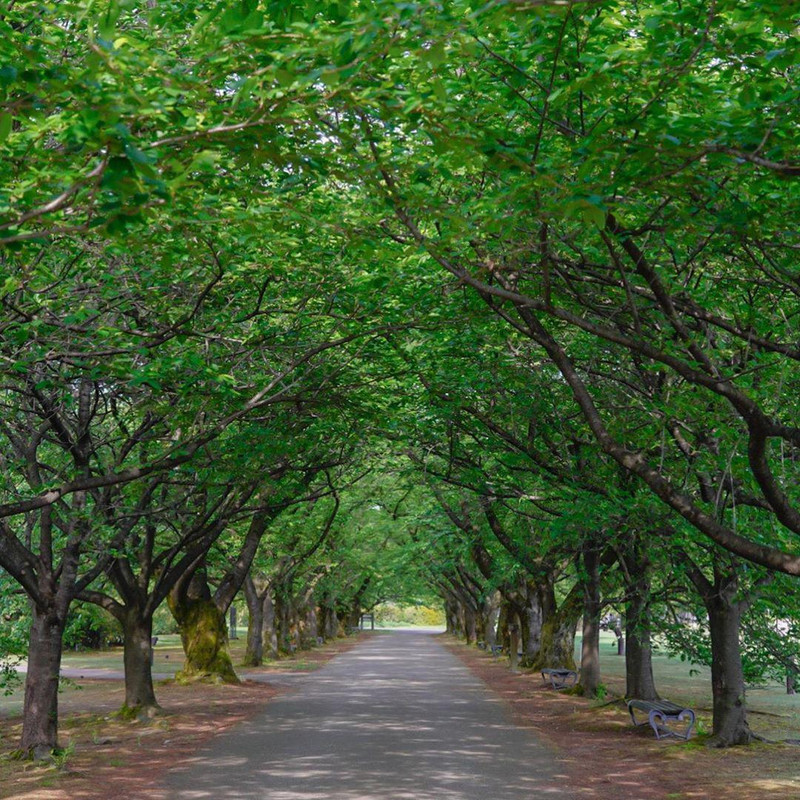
0, 112, 12, 143
99, 1, 122, 39
425, 41, 446, 67
0, 276, 20, 296
580, 201, 606, 229
124, 142, 154, 165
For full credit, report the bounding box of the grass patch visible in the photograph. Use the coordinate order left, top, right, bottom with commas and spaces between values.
575, 631, 800, 742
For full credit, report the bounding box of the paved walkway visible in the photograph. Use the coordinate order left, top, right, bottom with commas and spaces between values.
161, 631, 569, 799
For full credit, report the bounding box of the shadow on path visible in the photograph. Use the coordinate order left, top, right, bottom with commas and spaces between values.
160, 631, 570, 799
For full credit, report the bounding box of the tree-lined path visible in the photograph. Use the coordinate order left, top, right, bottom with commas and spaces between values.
161, 631, 565, 799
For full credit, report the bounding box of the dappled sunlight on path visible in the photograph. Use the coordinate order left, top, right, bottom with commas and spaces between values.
160, 631, 568, 799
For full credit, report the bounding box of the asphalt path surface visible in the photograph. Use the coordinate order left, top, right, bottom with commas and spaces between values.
161, 630, 570, 799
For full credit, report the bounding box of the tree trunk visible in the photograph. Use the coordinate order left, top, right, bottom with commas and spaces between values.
707, 599, 752, 746
625, 591, 659, 701
496, 602, 509, 651
531, 584, 580, 671
614, 618, 626, 655
319, 599, 338, 640
482, 591, 500, 646
263, 590, 279, 659
275, 590, 294, 654
169, 570, 239, 684
517, 583, 545, 667
619, 536, 655, 698
21, 604, 66, 758
579, 548, 601, 696
463, 603, 478, 644
508, 624, 520, 671
120, 608, 159, 715
243, 575, 264, 667
682, 556, 753, 747
296, 588, 317, 649
229, 605, 238, 639
445, 598, 459, 635
306, 604, 318, 644
171, 597, 239, 683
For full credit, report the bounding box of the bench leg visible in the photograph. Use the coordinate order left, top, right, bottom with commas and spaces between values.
649, 710, 667, 739
648, 710, 695, 740
678, 709, 696, 740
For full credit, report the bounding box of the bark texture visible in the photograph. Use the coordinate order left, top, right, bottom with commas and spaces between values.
21, 605, 66, 759
169, 570, 239, 684
682, 556, 753, 746
578, 548, 601, 696
624, 598, 659, 701
707, 598, 752, 745
120, 608, 159, 714
620, 540, 658, 700
530, 583, 581, 671
243, 574, 265, 666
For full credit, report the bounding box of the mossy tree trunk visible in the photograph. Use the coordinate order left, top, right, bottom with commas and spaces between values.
439, 566, 482, 645
169, 510, 274, 681
295, 584, 319, 648
530, 582, 581, 671
169, 568, 239, 684
515, 578, 554, 668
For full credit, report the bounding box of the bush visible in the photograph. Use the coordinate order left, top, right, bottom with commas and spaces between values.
63, 604, 122, 650
0, 586, 30, 695
373, 602, 445, 627
153, 604, 181, 635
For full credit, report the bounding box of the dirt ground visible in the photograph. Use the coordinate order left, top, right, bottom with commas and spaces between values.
444, 639, 800, 800
3, 634, 800, 800
0, 637, 359, 800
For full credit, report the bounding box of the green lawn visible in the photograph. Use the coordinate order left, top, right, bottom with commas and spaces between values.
577, 631, 800, 740
0, 630, 321, 718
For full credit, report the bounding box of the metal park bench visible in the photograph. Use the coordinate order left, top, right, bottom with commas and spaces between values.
627, 699, 696, 740
540, 667, 578, 690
